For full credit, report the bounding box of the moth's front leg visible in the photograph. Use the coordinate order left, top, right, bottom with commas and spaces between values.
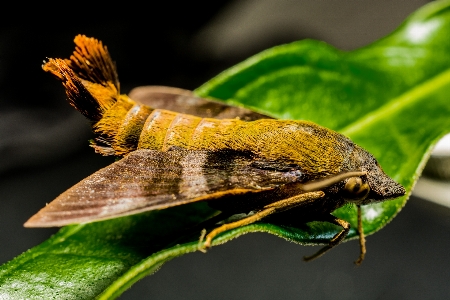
355, 204, 366, 265
304, 206, 366, 264
198, 191, 325, 251
303, 215, 351, 262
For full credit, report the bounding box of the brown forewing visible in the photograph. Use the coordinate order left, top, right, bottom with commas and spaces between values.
129, 86, 272, 121
25, 148, 304, 227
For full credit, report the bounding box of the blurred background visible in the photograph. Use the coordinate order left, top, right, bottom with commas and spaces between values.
1, 0, 449, 299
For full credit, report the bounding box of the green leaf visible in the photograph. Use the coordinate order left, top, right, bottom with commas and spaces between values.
2, 1, 450, 299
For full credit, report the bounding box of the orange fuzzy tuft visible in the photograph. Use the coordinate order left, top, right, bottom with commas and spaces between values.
43, 35, 130, 155
43, 58, 111, 121
42, 35, 121, 122
68, 35, 120, 91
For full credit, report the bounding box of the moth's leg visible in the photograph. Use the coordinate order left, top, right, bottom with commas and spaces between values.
355, 204, 366, 265
199, 207, 276, 251
303, 215, 351, 262
199, 191, 325, 251
198, 229, 208, 252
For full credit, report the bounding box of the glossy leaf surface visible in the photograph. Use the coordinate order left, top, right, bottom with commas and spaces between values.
1, 1, 450, 299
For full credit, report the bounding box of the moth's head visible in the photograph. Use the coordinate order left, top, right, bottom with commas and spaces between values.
342, 146, 405, 205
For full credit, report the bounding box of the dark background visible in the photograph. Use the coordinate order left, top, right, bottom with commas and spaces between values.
2, 1, 449, 299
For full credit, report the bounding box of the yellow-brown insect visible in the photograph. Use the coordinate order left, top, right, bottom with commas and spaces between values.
25, 35, 405, 264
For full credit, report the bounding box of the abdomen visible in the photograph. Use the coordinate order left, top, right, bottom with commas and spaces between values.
103, 97, 245, 155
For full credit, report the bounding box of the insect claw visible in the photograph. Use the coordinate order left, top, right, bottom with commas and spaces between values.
198, 246, 208, 253
197, 229, 209, 253
303, 245, 332, 262
354, 251, 365, 266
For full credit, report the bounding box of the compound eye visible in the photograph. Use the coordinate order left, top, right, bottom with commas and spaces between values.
344, 177, 370, 202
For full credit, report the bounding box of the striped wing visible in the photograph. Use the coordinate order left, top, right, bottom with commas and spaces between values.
25, 149, 303, 227
129, 86, 272, 121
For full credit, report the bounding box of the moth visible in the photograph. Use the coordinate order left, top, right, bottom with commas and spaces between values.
25, 35, 405, 264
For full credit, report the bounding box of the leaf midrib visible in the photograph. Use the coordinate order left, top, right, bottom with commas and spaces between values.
341, 67, 450, 136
